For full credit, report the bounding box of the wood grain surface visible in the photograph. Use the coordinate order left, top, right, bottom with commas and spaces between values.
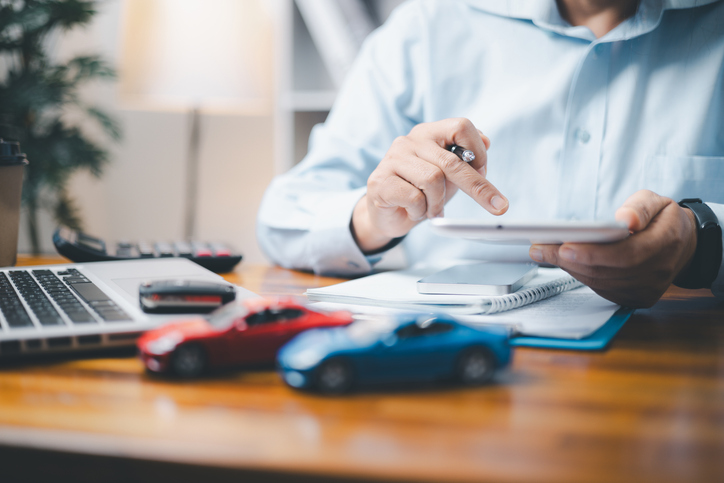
1, 256, 723, 483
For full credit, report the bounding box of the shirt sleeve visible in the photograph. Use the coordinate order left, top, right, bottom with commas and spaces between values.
705, 202, 724, 300
257, 2, 427, 276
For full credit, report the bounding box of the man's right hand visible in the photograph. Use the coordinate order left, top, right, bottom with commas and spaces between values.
351, 118, 509, 253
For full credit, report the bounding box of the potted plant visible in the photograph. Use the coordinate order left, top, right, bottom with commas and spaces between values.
0, 0, 120, 254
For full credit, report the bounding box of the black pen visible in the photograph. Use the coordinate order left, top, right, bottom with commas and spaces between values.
448, 144, 475, 163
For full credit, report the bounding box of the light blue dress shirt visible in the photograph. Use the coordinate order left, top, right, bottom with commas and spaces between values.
258, 0, 724, 299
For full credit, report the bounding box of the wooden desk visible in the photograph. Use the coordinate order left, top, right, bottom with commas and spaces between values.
1, 256, 723, 483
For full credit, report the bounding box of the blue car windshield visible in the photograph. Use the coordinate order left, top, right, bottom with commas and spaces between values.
347, 317, 398, 344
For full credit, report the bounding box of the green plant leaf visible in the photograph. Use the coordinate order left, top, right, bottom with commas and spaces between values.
0, 0, 119, 255
85, 106, 122, 140
54, 188, 84, 231
66, 55, 116, 82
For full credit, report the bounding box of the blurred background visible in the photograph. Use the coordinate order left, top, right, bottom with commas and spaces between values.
7, 0, 403, 264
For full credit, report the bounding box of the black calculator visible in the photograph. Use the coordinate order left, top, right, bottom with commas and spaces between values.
52, 226, 243, 273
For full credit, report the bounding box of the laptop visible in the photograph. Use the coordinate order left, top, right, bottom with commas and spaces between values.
0, 258, 258, 358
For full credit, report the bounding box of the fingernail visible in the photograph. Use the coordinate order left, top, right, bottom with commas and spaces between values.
480, 165, 487, 178
560, 246, 576, 261
529, 247, 542, 262
491, 195, 507, 211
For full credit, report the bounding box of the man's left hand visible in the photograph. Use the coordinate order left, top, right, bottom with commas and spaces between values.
529, 190, 698, 307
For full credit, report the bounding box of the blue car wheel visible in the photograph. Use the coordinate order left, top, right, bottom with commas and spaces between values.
456, 347, 496, 385
315, 358, 354, 394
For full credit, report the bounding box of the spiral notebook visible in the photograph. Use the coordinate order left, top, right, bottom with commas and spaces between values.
305, 261, 629, 343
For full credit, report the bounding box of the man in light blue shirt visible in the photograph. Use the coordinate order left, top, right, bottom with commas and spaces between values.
258, 0, 724, 307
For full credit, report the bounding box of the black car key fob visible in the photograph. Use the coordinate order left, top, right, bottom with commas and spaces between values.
139, 280, 236, 314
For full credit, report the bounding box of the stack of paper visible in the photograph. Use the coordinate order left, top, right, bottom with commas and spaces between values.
306, 263, 623, 340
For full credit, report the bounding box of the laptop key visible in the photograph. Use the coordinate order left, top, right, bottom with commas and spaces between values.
93, 305, 120, 314
62, 282, 131, 322
99, 312, 132, 322
67, 312, 96, 323
37, 315, 64, 326
5, 313, 34, 328
63, 277, 90, 284
0, 297, 34, 327
89, 300, 117, 308
8, 271, 63, 327
32, 270, 98, 325
69, 282, 112, 303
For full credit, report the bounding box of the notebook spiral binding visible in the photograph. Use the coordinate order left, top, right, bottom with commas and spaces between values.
484, 277, 584, 315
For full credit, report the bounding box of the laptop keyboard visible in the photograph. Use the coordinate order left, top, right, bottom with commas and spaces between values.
0, 268, 131, 331
0, 272, 36, 328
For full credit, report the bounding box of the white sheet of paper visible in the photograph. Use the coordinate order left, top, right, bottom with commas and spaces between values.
306, 261, 620, 340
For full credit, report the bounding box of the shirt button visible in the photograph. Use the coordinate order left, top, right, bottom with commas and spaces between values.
575, 128, 591, 144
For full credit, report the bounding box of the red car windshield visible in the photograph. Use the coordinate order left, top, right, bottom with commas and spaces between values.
207, 303, 249, 329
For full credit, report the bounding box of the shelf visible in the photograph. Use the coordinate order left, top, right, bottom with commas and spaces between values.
274, 0, 405, 173
281, 90, 338, 112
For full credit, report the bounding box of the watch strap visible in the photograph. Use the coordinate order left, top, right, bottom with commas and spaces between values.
673, 198, 723, 289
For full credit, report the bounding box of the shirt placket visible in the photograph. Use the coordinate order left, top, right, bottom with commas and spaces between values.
557, 42, 611, 220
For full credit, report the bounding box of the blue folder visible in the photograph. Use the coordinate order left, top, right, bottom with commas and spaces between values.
510, 307, 634, 350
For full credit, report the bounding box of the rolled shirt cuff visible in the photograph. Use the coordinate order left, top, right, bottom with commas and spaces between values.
305, 187, 377, 276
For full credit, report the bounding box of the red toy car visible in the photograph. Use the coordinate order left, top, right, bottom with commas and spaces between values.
138, 297, 353, 377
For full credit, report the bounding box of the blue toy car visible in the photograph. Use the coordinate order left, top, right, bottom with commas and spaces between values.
277, 314, 512, 394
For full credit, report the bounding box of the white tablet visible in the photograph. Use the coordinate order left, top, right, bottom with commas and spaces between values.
430, 218, 630, 244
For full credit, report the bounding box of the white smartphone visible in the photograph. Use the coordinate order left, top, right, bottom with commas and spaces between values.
430, 218, 629, 245
417, 262, 538, 296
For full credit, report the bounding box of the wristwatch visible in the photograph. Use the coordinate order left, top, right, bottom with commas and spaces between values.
673, 198, 723, 289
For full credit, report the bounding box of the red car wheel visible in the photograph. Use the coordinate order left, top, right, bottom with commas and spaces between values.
171, 343, 207, 378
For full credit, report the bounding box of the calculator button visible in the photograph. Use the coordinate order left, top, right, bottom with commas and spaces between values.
173, 241, 193, 257
52, 227, 242, 273
114, 246, 137, 258
77, 233, 106, 254
211, 244, 231, 257
192, 242, 212, 257
137, 242, 154, 258
154, 242, 174, 257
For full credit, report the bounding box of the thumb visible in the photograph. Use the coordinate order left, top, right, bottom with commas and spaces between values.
615, 190, 672, 233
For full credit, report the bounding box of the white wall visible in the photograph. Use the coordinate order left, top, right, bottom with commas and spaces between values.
16, 0, 277, 265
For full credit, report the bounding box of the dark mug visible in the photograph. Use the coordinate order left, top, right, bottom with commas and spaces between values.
0, 139, 28, 267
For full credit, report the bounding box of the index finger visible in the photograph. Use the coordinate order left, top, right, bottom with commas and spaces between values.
410, 118, 509, 215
